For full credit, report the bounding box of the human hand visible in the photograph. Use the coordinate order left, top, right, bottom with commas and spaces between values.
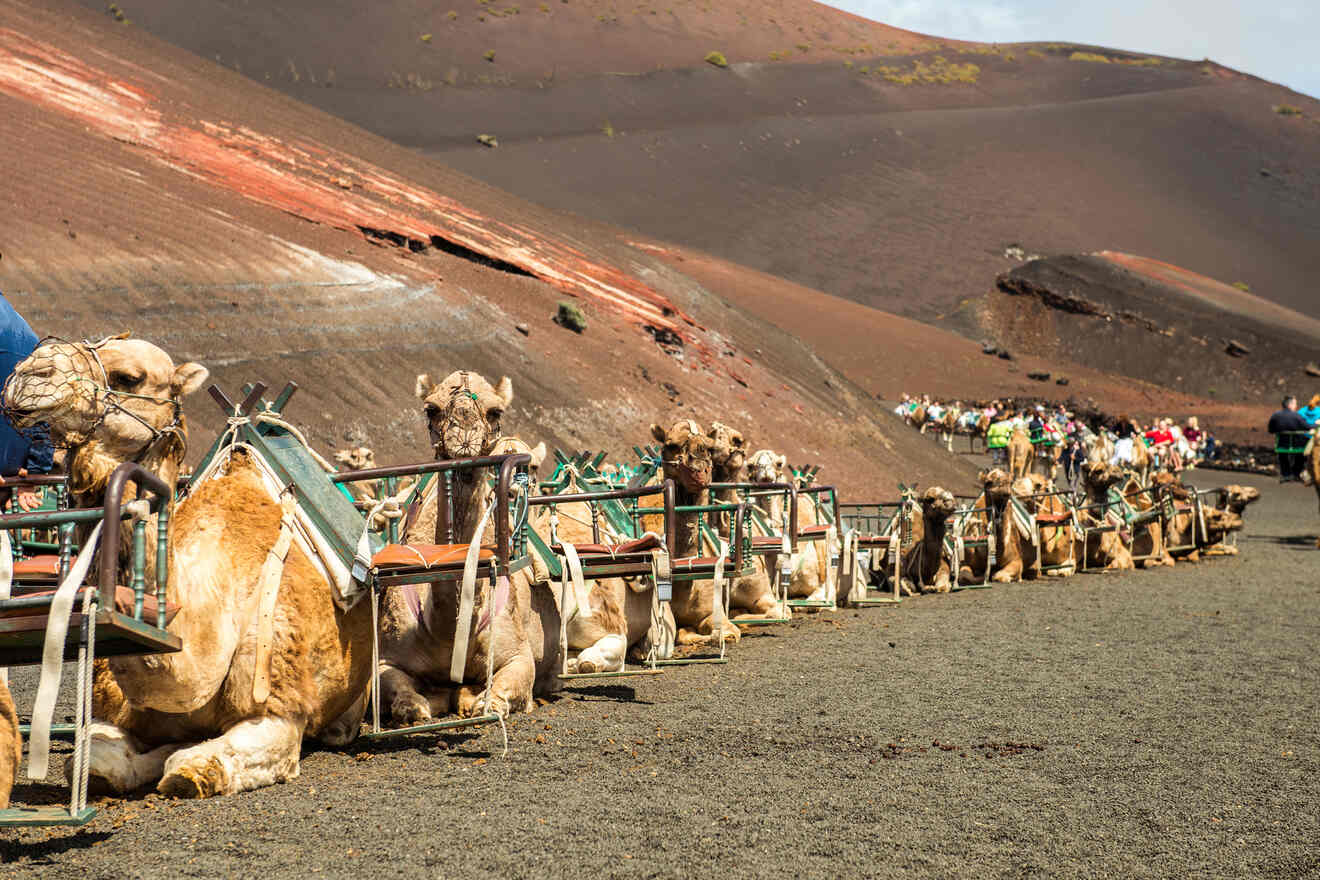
17, 490, 41, 511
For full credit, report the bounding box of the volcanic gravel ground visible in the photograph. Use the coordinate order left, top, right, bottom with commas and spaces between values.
3, 471, 1317, 877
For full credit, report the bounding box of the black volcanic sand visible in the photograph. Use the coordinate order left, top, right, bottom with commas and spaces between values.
4, 469, 1317, 877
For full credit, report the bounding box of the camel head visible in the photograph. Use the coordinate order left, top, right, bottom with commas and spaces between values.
747, 449, 787, 484
650, 419, 712, 495
1220, 485, 1261, 515
977, 468, 1014, 505
1082, 460, 1125, 494
415, 370, 512, 459
919, 486, 956, 520
1150, 471, 1190, 501
334, 446, 376, 472
705, 422, 747, 478
3, 335, 207, 491
491, 436, 547, 487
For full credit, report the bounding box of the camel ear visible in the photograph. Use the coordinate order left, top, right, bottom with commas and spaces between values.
529, 441, 547, 469
171, 362, 209, 397
415, 373, 436, 399
650, 423, 668, 444
495, 376, 513, 407
776, 454, 787, 470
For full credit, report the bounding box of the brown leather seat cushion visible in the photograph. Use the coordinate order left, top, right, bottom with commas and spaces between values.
554, 534, 665, 556
1035, 512, 1072, 525
0, 586, 180, 624
13, 555, 61, 578
673, 556, 721, 570
857, 535, 892, 546
372, 544, 493, 570
799, 524, 832, 539
750, 535, 785, 550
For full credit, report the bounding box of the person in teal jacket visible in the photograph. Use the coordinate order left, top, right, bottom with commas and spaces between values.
1300, 394, 1320, 427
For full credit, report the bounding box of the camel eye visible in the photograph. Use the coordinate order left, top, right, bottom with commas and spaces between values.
424, 403, 439, 418
108, 370, 143, 392
487, 408, 503, 422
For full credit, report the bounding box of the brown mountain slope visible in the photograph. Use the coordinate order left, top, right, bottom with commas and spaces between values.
89, 0, 1320, 330
0, 0, 974, 496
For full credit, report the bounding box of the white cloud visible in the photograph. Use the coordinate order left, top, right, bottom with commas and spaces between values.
825, 0, 1318, 98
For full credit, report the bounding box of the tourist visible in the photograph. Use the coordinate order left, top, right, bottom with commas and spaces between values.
1299, 394, 1320, 427
0, 291, 53, 511
1112, 413, 1139, 465
1266, 396, 1311, 482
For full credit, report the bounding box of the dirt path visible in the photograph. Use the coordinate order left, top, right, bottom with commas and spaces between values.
3, 471, 1317, 878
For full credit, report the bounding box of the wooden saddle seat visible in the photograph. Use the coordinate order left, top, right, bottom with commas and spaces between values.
551, 533, 664, 558
371, 543, 494, 570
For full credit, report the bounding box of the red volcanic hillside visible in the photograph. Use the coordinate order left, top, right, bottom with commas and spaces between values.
0, 0, 976, 495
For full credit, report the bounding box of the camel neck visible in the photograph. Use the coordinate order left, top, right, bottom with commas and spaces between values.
439, 470, 490, 545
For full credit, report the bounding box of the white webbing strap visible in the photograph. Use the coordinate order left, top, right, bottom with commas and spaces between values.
560, 541, 592, 621
253, 493, 296, 705
353, 482, 415, 584
450, 499, 496, 684
0, 529, 10, 687
713, 539, 728, 658
28, 520, 103, 780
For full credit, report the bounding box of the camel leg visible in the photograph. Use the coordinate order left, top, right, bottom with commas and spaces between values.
992, 559, 1022, 583
319, 688, 369, 747
157, 715, 303, 799
78, 722, 186, 794
629, 597, 675, 662
930, 560, 952, 593
568, 633, 627, 674
458, 648, 536, 718
379, 663, 435, 726
0, 684, 21, 808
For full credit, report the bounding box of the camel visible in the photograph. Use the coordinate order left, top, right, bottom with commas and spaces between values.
705, 425, 790, 621
647, 420, 741, 646
1, 336, 378, 798
0, 685, 18, 808
1007, 428, 1034, 480
899, 487, 956, 593
527, 462, 676, 674
1313, 444, 1320, 548
953, 491, 993, 586
1127, 436, 1153, 487
1076, 461, 1136, 571
376, 371, 561, 727
1124, 474, 1175, 568
1033, 475, 1077, 578
977, 469, 1040, 583
1201, 484, 1261, 556
937, 407, 961, 453
746, 447, 835, 605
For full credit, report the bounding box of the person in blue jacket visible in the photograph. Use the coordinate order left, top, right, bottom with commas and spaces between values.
1300, 394, 1320, 428
0, 292, 53, 511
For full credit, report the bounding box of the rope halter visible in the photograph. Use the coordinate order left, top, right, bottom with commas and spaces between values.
1, 335, 186, 462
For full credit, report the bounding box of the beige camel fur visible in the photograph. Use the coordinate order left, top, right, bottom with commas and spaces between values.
1201, 484, 1260, 556
900, 487, 956, 593
745, 447, 833, 606
954, 491, 992, 585
0, 684, 19, 808
1313, 447, 1320, 548
978, 469, 1040, 583
3, 337, 376, 799
646, 420, 741, 646
1124, 474, 1175, 568
1007, 428, 1034, 481
938, 408, 961, 454
376, 371, 561, 725
529, 468, 676, 674
1127, 436, 1153, 487
1032, 475, 1076, 578
1077, 461, 1136, 571
706, 426, 790, 621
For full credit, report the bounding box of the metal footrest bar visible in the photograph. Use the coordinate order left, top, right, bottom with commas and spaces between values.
18, 722, 76, 738
361, 713, 501, 740
560, 668, 665, 680
733, 617, 791, 626
653, 656, 729, 665
851, 597, 901, 605
786, 599, 833, 608
0, 806, 96, 827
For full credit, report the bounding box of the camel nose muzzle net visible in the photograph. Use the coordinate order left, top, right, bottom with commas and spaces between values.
1, 338, 107, 447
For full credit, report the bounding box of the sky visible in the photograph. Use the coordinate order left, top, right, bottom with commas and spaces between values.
823, 1, 1318, 99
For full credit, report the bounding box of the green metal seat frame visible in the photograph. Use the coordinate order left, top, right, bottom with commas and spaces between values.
0, 463, 175, 828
